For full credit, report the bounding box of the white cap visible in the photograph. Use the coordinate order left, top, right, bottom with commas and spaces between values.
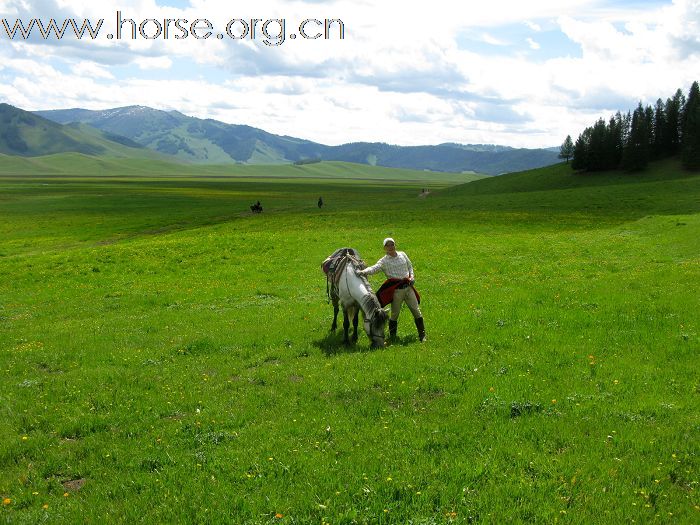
383, 237, 395, 246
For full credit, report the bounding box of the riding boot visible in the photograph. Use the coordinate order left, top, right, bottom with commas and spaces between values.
388, 319, 398, 340
414, 317, 426, 342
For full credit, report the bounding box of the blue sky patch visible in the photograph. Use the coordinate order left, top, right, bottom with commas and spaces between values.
456, 23, 582, 61
156, 0, 191, 9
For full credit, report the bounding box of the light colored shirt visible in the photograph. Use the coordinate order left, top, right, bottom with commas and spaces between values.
364, 251, 414, 280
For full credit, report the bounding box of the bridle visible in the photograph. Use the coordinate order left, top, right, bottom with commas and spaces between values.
343, 255, 386, 333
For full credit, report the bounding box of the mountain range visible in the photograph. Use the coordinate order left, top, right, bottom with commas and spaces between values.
0, 103, 167, 160
1, 103, 561, 175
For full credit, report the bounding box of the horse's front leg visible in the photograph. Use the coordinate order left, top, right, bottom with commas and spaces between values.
331, 299, 339, 332
351, 309, 359, 342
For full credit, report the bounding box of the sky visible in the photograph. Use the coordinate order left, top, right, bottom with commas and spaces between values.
0, 0, 699, 148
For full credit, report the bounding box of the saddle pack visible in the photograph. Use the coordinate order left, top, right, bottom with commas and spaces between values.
321, 247, 361, 276
321, 247, 363, 301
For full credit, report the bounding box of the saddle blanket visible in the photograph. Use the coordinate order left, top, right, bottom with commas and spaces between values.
376, 278, 420, 307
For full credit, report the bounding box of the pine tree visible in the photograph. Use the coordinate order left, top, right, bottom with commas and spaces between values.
588, 118, 609, 171
681, 81, 700, 170
608, 112, 624, 168
621, 111, 632, 147
571, 128, 591, 171
566, 81, 700, 174
621, 103, 650, 171
645, 104, 655, 157
558, 135, 574, 163
652, 98, 667, 159
665, 89, 685, 156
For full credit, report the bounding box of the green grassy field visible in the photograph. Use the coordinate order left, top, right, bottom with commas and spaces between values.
0, 154, 484, 185
0, 156, 698, 523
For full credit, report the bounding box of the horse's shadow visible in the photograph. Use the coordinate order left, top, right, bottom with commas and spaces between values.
313, 331, 379, 356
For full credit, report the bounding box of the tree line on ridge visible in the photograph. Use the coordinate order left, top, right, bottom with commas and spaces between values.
559, 81, 700, 172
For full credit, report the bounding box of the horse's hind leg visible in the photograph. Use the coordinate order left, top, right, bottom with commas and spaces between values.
342, 309, 351, 345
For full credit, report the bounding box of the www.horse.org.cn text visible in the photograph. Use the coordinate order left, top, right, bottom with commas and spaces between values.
1, 12, 346, 47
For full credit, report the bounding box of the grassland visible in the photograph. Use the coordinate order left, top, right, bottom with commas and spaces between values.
0, 156, 698, 523
0, 154, 484, 185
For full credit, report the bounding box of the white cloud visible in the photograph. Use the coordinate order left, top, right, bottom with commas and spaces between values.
480, 32, 509, 46
0, 0, 698, 148
4, 57, 62, 78
526, 37, 540, 50
135, 55, 172, 69
554, 1, 700, 103
667, 0, 700, 57
71, 60, 114, 78
0, 0, 20, 15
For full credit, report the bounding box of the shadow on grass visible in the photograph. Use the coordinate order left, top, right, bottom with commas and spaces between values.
388, 335, 420, 346
313, 332, 422, 356
313, 331, 380, 356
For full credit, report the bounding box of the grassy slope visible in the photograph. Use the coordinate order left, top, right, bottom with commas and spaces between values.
448, 157, 695, 193
0, 105, 165, 160
155, 122, 239, 164
0, 158, 697, 523
61, 124, 168, 161
427, 158, 700, 220
0, 154, 484, 185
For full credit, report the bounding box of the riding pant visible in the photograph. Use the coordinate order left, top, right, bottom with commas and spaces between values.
390, 285, 421, 321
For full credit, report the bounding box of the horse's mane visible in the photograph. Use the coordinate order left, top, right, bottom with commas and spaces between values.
333, 252, 384, 321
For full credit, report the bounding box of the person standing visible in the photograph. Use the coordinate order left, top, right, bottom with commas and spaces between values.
318, 196, 324, 208
357, 237, 426, 342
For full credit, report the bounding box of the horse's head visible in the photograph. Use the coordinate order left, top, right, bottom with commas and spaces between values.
364, 308, 388, 349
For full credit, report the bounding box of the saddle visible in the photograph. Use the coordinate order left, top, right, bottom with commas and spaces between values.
321, 247, 361, 275
321, 248, 364, 301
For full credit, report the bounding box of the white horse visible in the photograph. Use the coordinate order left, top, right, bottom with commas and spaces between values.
327, 249, 387, 349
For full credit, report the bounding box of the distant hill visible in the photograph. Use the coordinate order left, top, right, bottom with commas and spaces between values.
0, 103, 164, 159
36, 106, 560, 175
0, 153, 482, 187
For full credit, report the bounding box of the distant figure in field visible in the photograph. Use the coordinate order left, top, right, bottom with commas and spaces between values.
356, 237, 426, 342
318, 196, 324, 209
250, 201, 263, 213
